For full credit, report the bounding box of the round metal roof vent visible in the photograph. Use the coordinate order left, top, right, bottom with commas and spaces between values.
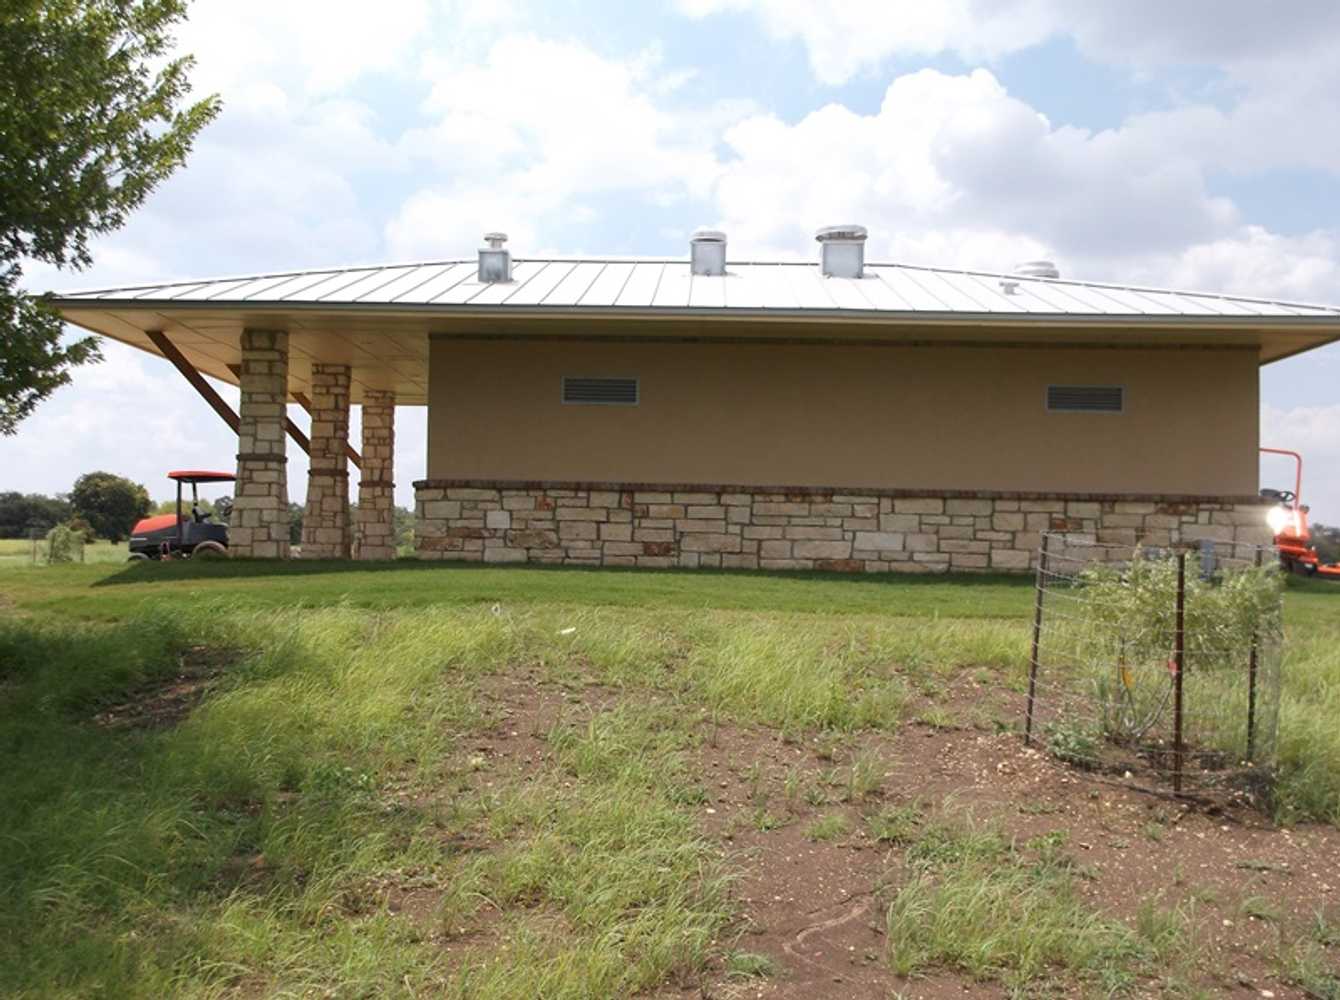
1015, 259, 1059, 279
690, 228, 726, 244
482, 232, 508, 248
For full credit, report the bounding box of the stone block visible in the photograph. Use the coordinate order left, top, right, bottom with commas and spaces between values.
681, 532, 742, 553
816, 559, 864, 573
485, 510, 511, 530
508, 529, 559, 549
556, 507, 608, 522
1181, 524, 1234, 543
558, 521, 598, 540
991, 549, 1032, 570
793, 539, 852, 559
446, 488, 500, 500
600, 523, 633, 542
939, 539, 989, 554
784, 526, 845, 540
951, 553, 990, 569
905, 533, 937, 552
687, 505, 727, 519
879, 514, 920, 532
810, 503, 853, 517
759, 540, 793, 559
946, 499, 992, 516
721, 554, 760, 570
993, 512, 1025, 531
894, 498, 943, 514
755, 502, 809, 516
853, 531, 904, 552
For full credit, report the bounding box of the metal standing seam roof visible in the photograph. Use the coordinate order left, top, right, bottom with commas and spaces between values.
50, 256, 1340, 322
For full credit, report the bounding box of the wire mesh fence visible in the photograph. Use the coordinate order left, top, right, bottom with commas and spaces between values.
1022, 532, 1283, 809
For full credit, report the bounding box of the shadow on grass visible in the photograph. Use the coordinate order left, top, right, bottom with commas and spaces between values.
92, 556, 1035, 591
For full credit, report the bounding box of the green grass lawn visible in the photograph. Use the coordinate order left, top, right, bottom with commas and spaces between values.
0, 559, 1336, 997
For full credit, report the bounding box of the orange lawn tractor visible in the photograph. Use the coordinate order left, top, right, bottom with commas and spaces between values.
1260, 447, 1340, 580
128, 470, 234, 561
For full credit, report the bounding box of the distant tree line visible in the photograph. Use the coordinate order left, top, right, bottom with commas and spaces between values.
0, 471, 151, 541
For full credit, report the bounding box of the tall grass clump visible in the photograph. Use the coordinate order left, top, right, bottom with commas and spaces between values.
0, 604, 519, 996
436, 706, 733, 997
886, 811, 1184, 992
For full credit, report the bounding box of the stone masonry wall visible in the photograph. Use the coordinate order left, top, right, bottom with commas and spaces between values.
355, 389, 397, 560
301, 364, 352, 559
231, 330, 290, 559
413, 481, 1271, 572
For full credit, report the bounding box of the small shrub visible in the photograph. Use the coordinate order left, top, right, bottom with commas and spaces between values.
806, 814, 851, 842
1045, 721, 1099, 769
725, 951, 779, 979
867, 803, 923, 844
44, 524, 82, 564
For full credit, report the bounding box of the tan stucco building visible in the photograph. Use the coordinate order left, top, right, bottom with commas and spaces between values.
51, 227, 1340, 572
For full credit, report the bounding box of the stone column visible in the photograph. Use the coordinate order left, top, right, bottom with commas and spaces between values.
301, 364, 352, 558
231, 329, 290, 558
355, 389, 397, 560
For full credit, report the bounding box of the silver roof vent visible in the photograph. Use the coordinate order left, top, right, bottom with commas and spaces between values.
1015, 259, 1059, 279
478, 231, 511, 283
816, 224, 867, 278
689, 228, 727, 276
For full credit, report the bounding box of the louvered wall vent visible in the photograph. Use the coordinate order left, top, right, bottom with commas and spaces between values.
1046, 385, 1124, 413
562, 376, 639, 405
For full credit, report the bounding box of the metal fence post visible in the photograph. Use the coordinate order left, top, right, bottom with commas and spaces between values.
1173, 551, 1187, 795
1024, 533, 1050, 746
1246, 546, 1263, 761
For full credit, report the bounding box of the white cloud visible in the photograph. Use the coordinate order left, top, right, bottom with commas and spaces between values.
176, 0, 432, 100
676, 0, 1057, 84
385, 35, 736, 257
679, 1, 1340, 175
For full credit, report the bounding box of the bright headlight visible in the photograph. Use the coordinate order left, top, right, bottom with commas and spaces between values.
1266, 506, 1290, 534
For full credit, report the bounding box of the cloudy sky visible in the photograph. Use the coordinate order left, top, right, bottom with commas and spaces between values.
5, 0, 1339, 519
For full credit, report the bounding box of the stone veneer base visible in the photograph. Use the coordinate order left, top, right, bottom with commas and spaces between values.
413, 480, 1272, 573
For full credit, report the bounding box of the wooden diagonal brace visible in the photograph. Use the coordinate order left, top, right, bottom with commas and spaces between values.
146, 333, 311, 456
147, 330, 243, 436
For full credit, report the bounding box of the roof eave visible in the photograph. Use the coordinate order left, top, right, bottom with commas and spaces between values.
47, 297, 1340, 330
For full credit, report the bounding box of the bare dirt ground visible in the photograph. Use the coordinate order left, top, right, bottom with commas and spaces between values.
413, 670, 1340, 999
92, 645, 237, 729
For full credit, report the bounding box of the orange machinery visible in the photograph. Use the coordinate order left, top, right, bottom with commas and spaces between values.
1260, 447, 1340, 579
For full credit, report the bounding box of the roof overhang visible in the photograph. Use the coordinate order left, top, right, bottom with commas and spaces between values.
49, 298, 1340, 407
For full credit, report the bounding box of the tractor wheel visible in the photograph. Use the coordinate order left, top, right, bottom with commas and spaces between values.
191, 541, 229, 559
127, 552, 151, 562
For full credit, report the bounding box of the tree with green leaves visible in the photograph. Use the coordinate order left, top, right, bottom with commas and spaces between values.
70, 470, 151, 541
1, 0, 220, 434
